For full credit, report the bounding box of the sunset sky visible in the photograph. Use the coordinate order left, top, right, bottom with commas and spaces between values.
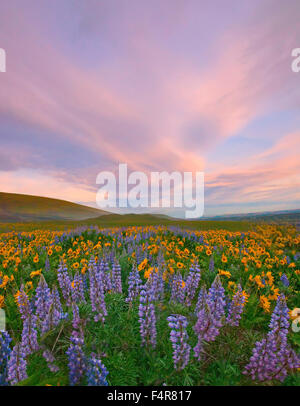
0, 0, 299, 216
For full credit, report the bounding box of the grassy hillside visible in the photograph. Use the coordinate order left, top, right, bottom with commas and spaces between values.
0, 213, 253, 233
201, 210, 300, 225
0, 192, 108, 222
1, 192, 296, 233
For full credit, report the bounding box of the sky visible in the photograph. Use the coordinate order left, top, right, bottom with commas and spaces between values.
0, 0, 299, 217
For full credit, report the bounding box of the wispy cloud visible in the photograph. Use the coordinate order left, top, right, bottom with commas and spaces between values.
0, 0, 299, 214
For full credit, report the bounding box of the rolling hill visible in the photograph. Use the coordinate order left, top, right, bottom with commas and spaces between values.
0, 192, 108, 222
200, 209, 300, 226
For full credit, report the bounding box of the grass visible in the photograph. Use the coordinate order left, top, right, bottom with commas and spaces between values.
1, 222, 299, 386
0, 215, 253, 233
0, 192, 107, 222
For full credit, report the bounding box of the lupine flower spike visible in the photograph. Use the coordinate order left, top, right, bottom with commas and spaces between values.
167, 314, 191, 370
226, 284, 246, 327
86, 353, 109, 386
0, 331, 12, 385
7, 343, 28, 385
243, 294, 300, 382
138, 287, 157, 348
66, 330, 86, 386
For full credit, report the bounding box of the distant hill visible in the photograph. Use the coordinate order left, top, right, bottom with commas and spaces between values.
0, 192, 108, 222
200, 209, 300, 225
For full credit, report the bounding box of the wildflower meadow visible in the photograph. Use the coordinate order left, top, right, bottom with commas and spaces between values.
0, 224, 299, 386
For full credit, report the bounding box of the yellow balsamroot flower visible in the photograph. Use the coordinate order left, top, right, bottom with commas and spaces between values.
72, 262, 79, 269
260, 295, 271, 313
33, 255, 39, 263
268, 286, 280, 301
206, 248, 212, 256
30, 269, 42, 278
221, 254, 228, 263
255, 260, 262, 269
218, 269, 231, 278
242, 290, 249, 304
0, 295, 4, 308
138, 258, 148, 271
81, 266, 87, 275
144, 269, 151, 279
47, 249, 53, 256
0, 275, 10, 289
289, 308, 300, 320
15, 257, 21, 265
176, 262, 184, 269
168, 266, 175, 274
25, 281, 33, 292
265, 271, 274, 286
228, 281, 236, 291
241, 256, 248, 264
254, 275, 265, 289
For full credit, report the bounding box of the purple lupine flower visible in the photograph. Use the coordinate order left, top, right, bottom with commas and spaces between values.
72, 303, 81, 330
57, 262, 72, 305
41, 287, 66, 335
243, 294, 300, 382
193, 275, 226, 360
111, 261, 122, 293
86, 353, 109, 386
138, 287, 157, 348
280, 274, 289, 287
206, 274, 226, 322
66, 330, 87, 386
15, 287, 32, 320
7, 343, 28, 385
89, 261, 107, 323
126, 266, 142, 303
170, 273, 185, 304
104, 261, 113, 292
44, 255, 50, 273
184, 265, 201, 306
167, 314, 191, 370
15, 287, 39, 356
195, 286, 207, 315
71, 272, 86, 304
0, 331, 12, 385
209, 257, 215, 272
146, 268, 164, 302
42, 349, 59, 373
226, 284, 246, 327
35, 274, 51, 321
21, 313, 39, 356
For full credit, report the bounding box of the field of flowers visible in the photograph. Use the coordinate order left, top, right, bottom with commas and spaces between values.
0, 224, 299, 386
